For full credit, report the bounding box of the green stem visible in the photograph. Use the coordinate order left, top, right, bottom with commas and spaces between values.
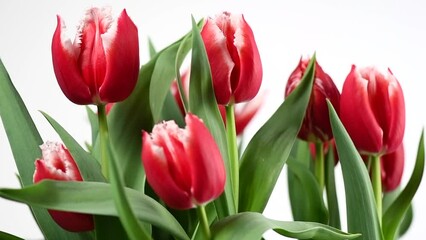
197, 205, 211, 239
225, 104, 239, 211
98, 105, 110, 179
371, 155, 382, 226
314, 142, 325, 191
97, 104, 151, 240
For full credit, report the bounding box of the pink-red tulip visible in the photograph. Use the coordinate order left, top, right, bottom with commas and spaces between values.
33, 142, 94, 232
201, 12, 262, 105
340, 65, 405, 155
142, 114, 226, 209
170, 71, 263, 135
52, 7, 139, 105
381, 144, 404, 192
285, 57, 340, 142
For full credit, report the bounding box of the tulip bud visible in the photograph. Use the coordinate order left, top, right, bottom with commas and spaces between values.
33, 142, 94, 232
201, 12, 262, 105
52, 7, 139, 105
381, 144, 404, 192
340, 65, 405, 155
142, 114, 226, 209
285, 57, 340, 142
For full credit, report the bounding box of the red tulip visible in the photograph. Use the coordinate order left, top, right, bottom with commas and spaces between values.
285, 57, 340, 142
201, 12, 262, 105
33, 142, 94, 232
171, 70, 263, 135
52, 7, 139, 105
142, 114, 226, 209
340, 65, 405, 155
381, 144, 404, 192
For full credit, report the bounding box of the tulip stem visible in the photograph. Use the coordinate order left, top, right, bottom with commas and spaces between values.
98, 104, 110, 180
314, 142, 325, 191
371, 155, 382, 225
197, 205, 211, 239
226, 104, 239, 211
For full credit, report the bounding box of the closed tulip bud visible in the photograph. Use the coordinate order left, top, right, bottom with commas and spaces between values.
381, 144, 404, 192
201, 12, 262, 105
142, 114, 226, 209
52, 7, 139, 105
340, 65, 405, 155
285, 57, 340, 142
33, 142, 94, 232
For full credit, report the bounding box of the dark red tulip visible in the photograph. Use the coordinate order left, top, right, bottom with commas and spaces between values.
285, 57, 340, 142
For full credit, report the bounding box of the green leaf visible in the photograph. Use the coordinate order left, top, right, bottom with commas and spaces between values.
147, 37, 157, 59
42, 112, 105, 182
0, 180, 190, 240
382, 131, 424, 240
211, 212, 360, 240
238, 55, 316, 212
324, 146, 341, 229
327, 100, 382, 240
0, 59, 91, 239
287, 157, 328, 224
188, 17, 235, 218
0, 231, 23, 240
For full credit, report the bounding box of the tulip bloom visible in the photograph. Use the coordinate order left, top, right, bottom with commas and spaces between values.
201, 12, 262, 105
52, 7, 139, 105
33, 142, 94, 232
381, 144, 404, 192
142, 114, 226, 209
340, 65, 405, 155
285, 57, 340, 142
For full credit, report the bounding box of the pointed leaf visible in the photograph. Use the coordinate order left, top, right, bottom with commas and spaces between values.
327, 100, 383, 240
0, 180, 189, 240
287, 157, 328, 224
238, 56, 316, 212
325, 146, 341, 229
211, 212, 360, 240
0, 231, 23, 240
0, 59, 91, 239
383, 131, 424, 240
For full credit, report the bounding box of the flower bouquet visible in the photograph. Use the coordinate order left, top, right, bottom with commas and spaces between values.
0, 5, 424, 240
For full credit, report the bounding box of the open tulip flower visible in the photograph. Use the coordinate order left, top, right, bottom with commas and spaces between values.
201, 12, 262, 105
33, 142, 94, 232
340, 65, 405, 155
142, 114, 226, 210
52, 7, 139, 105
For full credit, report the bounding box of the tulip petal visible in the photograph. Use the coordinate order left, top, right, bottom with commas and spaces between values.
99, 9, 139, 103
142, 131, 192, 209
232, 14, 263, 103
201, 17, 234, 104
52, 15, 92, 104
340, 65, 383, 153
385, 71, 405, 153
381, 144, 404, 192
186, 114, 226, 205
235, 92, 264, 135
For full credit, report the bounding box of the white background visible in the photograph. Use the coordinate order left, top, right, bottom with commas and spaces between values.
1, 0, 425, 239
